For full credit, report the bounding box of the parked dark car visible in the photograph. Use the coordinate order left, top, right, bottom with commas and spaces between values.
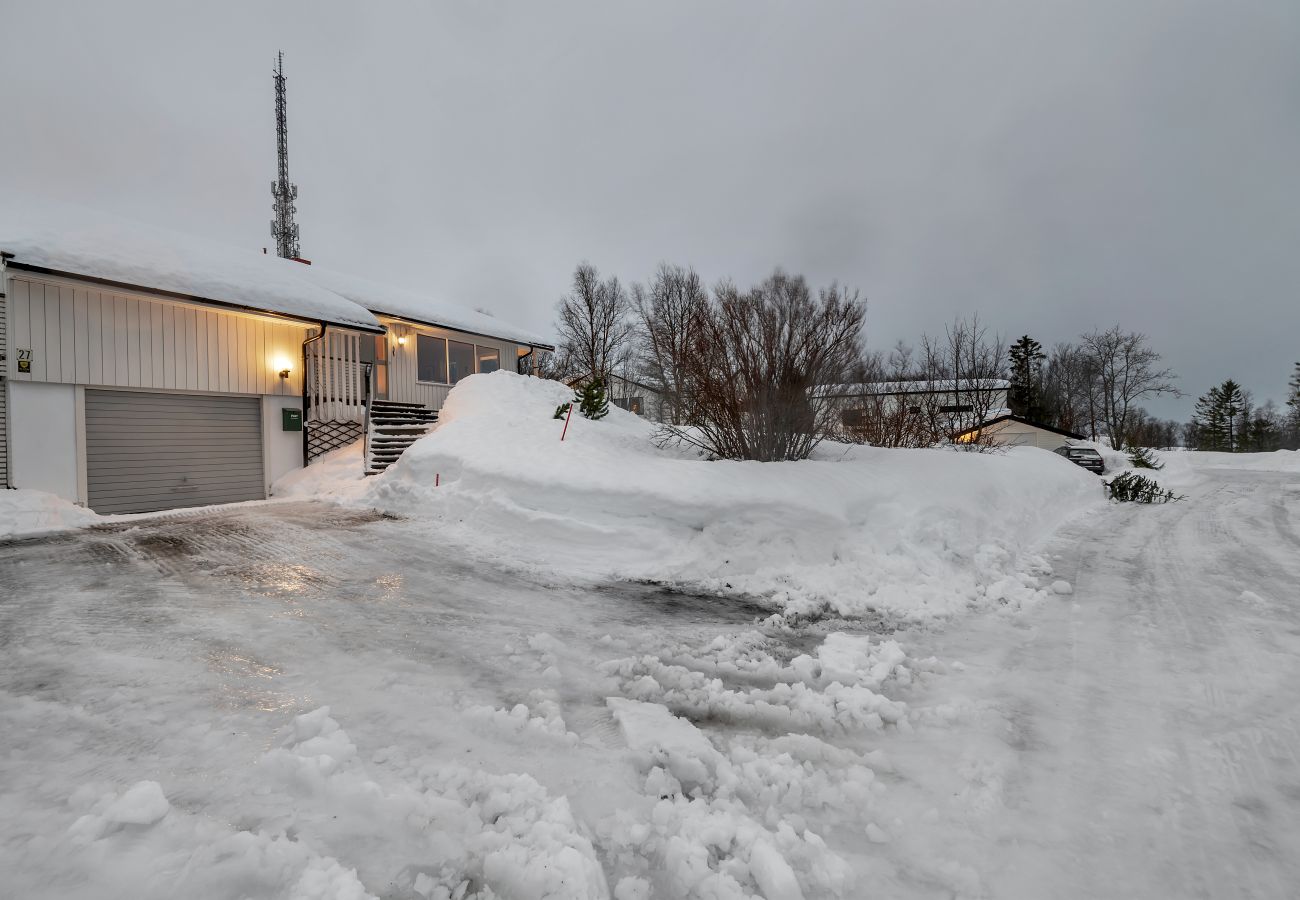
1054, 445, 1105, 474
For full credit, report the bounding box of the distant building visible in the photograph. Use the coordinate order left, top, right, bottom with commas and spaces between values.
954, 414, 1084, 451
820, 379, 1011, 447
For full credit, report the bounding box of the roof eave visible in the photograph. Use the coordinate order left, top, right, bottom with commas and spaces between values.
5, 261, 385, 334
372, 309, 553, 351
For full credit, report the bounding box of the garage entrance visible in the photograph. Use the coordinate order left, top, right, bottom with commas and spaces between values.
85, 390, 265, 514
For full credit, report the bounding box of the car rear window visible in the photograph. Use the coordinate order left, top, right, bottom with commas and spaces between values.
1069, 449, 1101, 457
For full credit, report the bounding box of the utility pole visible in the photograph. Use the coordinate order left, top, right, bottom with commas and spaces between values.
270, 51, 301, 260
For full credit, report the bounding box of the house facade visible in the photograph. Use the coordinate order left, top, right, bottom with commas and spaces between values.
954, 414, 1083, 451
0, 204, 550, 514
822, 379, 1011, 447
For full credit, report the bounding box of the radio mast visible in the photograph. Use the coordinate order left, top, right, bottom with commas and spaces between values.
270, 51, 301, 260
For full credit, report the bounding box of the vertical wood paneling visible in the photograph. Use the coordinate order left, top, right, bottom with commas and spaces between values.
125, 296, 141, 387
112, 296, 127, 385
59, 287, 76, 383
10, 276, 312, 396
28, 281, 48, 381
150, 302, 164, 387
206, 311, 219, 390
86, 291, 103, 385
73, 290, 89, 382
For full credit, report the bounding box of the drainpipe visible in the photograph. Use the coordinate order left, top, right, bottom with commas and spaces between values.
518, 345, 535, 376
1, 251, 10, 489
301, 323, 326, 467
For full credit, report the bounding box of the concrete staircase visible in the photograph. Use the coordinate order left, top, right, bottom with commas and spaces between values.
365, 400, 438, 475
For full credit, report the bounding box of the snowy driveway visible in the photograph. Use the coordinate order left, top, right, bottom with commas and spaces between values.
893, 467, 1300, 899
1, 466, 1298, 899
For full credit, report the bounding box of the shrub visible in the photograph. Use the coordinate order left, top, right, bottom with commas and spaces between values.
553, 401, 572, 420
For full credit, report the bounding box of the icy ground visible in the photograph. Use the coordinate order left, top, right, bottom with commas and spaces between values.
1, 462, 1298, 899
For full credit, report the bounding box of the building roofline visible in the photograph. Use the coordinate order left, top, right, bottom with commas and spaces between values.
372, 310, 554, 351
6, 261, 386, 334
954, 413, 1085, 440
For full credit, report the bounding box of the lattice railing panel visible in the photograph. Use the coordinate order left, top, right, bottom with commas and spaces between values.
307, 420, 363, 462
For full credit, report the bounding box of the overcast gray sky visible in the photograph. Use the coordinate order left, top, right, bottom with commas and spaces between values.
3, 0, 1297, 419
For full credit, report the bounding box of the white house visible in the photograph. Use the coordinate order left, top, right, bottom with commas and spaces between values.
820, 379, 1011, 446
954, 413, 1083, 450
0, 201, 551, 514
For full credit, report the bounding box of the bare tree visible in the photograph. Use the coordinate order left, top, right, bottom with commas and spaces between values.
554, 262, 633, 383
1078, 326, 1179, 451
666, 270, 865, 461
632, 263, 708, 425
918, 315, 1008, 447
1041, 342, 1096, 437
836, 343, 936, 447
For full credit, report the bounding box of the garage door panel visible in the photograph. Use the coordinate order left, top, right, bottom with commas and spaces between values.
85, 390, 265, 514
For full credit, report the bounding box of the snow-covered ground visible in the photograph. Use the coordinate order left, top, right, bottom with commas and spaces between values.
2, 375, 1298, 898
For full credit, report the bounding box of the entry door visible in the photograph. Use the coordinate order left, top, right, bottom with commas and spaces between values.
371, 334, 389, 400
84, 390, 265, 514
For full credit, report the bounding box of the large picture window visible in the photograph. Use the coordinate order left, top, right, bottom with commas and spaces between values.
417, 334, 448, 383
477, 346, 501, 374
416, 334, 506, 385
448, 340, 475, 385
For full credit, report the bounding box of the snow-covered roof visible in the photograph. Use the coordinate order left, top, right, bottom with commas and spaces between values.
299, 265, 552, 349
0, 199, 383, 332
821, 379, 1011, 397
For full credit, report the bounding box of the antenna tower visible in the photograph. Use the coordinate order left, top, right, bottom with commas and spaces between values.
270, 51, 301, 259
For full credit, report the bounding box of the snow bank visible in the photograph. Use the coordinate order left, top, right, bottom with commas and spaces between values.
364, 372, 1101, 620
0, 488, 99, 540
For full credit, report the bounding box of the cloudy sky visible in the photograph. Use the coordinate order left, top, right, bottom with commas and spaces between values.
3, 0, 1297, 418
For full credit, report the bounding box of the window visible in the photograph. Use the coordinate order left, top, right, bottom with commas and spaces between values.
939, 404, 974, 414
476, 346, 501, 374
448, 340, 475, 384
417, 334, 448, 383
842, 408, 868, 427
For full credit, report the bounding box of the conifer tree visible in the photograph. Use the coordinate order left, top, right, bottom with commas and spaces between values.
1192, 380, 1245, 451
1007, 335, 1046, 419
574, 378, 610, 420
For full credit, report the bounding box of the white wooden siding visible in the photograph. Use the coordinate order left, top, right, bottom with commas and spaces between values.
0, 286, 8, 487
6, 275, 310, 396
380, 317, 523, 410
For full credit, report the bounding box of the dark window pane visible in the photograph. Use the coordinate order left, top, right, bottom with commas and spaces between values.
448, 340, 475, 384
477, 346, 500, 374
417, 334, 447, 383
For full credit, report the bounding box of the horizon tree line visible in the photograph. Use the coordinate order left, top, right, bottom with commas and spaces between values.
539, 260, 1293, 458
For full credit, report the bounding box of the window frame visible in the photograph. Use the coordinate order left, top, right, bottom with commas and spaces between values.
415, 333, 450, 386
413, 330, 509, 386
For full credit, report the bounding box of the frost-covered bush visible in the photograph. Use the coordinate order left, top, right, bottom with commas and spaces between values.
1106, 471, 1182, 503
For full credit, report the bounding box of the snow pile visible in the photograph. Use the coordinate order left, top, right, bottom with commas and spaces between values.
366, 372, 1101, 621
0, 488, 99, 540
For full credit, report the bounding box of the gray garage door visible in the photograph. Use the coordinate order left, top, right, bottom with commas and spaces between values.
85, 390, 265, 514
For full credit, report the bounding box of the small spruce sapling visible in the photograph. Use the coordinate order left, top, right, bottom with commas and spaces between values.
553, 402, 572, 420
575, 379, 610, 420
1105, 471, 1183, 503
1127, 446, 1164, 470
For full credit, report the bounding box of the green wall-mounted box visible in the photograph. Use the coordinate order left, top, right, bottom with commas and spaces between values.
282, 408, 303, 431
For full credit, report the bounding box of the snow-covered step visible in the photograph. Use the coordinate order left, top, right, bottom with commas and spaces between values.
365, 402, 438, 474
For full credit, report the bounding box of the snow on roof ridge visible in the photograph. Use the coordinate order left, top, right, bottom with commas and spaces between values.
820, 378, 1011, 396
297, 264, 552, 348
0, 197, 548, 348
0, 196, 383, 332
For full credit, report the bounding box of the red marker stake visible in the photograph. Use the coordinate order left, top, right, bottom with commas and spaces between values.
560, 402, 574, 441
435, 473, 440, 487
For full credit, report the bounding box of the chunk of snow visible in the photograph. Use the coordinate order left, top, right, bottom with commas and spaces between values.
748, 839, 805, 900
1051, 580, 1073, 595
104, 780, 170, 826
